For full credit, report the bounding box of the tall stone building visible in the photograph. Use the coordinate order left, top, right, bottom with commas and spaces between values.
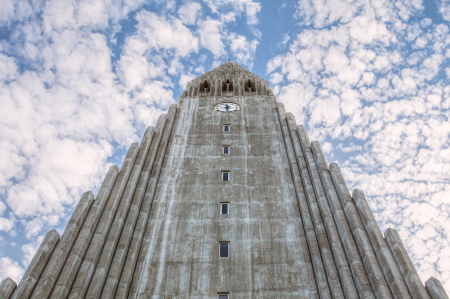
0, 62, 448, 299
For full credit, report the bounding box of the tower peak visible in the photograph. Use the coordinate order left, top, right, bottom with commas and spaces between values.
182, 61, 273, 97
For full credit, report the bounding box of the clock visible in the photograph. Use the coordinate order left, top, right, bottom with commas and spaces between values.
214, 102, 240, 112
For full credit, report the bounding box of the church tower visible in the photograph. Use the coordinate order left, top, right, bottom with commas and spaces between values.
0, 62, 448, 299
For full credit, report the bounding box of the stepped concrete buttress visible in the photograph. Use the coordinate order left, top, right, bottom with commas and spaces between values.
2, 62, 448, 299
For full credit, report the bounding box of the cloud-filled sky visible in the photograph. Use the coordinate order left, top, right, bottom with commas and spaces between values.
0, 0, 449, 291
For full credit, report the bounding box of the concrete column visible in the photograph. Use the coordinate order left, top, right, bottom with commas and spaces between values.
385, 228, 431, 299
426, 277, 449, 299
329, 163, 392, 299
311, 142, 374, 299
352, 189, 412, 299
86, 127, 155, 298
121, 104, 178, 299
0, 278, 16, 299
30, 191, 94, 299
276, 106, 321, 299
294, 123, 345, 299
101, 116, 167, 299
297, 125, 358, 299
68, 143, 140, 299
50, 165, 119, 299
287, 116, 337, 299
11, 230, 60, 299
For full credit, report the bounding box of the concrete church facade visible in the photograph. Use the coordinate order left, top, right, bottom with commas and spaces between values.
0, 62, 448, 299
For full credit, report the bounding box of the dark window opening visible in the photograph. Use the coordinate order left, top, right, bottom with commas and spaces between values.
219, 242, 229, 257
222, 172, 229, 181
223, 146, 229, 154
218, 294, 229, 299
223, 125, 230, 132
221, 203, 229, 214
201, 80, 210, 92
245, 79, 254, 92
222, 80, 233, 92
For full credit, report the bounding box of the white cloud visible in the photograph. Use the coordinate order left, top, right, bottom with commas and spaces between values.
228, 33, 258, 67
439, 0, 450, 21
179, 73, 196, 90
21, 234, 44, 267
202, 0, 261, 26
337, 142, 363, 152
0, 257, 24, 283
133, 10, 199, 57
197, 17, 226, 57
178, 2, 202, 25
321, 142, 333, 154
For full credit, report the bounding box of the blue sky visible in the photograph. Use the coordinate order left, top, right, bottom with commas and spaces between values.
0, 0, 449, 290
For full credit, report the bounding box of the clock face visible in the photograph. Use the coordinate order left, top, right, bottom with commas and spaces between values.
214, 102, 240, 112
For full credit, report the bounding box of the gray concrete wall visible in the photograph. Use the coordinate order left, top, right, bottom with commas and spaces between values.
129, 94, 313, 298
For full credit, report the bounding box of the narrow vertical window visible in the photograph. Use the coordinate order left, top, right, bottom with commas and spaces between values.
223, 125, 230, 132
223, 146, 229, 154
218, 294, 229, 299
219, 242, 229, 257
221, 203, 229, 214
222, 171, 229, 181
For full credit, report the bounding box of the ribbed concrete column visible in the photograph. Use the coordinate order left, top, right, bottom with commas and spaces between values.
352, 189, 412, 299
113, 115, 168, 299
297, 125, 358, 299
329, 163, 392, 299
68, 143, 140, 299
385, 228, 431, 299
0, 278, 16, 299
295, 124, 346, 299
50, 165, 119, 299
311, 142, 374, 299
276, 106, 320, 299
101, 116, 166, 299
426, 277, 449, 299
124, 104, 179, 298
86, 127, 155, 298
11, 229, 59, 299
31, 191, 94, 299
286, 114, 336, 299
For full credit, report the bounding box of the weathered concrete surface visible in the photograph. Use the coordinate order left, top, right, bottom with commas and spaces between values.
329, 163, 392, 299
0, 278, 16, 299
50, 165, 119, 299
353, 189, 412, 299
426, 277, 449, 299
297, 125, 346, 299
286, 113, 331, 299
68, 143, 140, 299
311, 142, 374, 299
86, 127, 155, 298
126, 94, 314, 298
126, 105, 179, 298
298, 126, 356, 299
11, 229, 59, 299
385, 228, 431, 299
31, 191, 94, 299
277, 107, 319, 299
113, 115, 169, 299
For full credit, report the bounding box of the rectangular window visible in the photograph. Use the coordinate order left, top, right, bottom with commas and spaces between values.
221, 203, 229, 214
218, 294, 229, 299
219, 242, 229, 258
223, 146, 229, 154
223, 125, 230, 132
222, 171, 229, 181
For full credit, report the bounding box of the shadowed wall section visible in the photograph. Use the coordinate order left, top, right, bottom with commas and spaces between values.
1, 62, 448, 299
